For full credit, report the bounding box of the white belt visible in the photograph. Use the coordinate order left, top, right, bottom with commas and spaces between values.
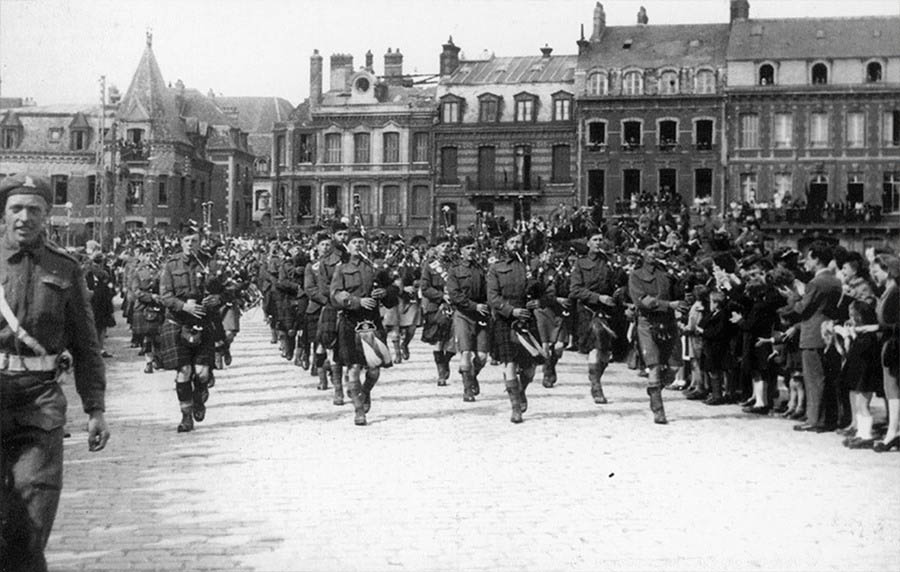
0, 353, 62, 373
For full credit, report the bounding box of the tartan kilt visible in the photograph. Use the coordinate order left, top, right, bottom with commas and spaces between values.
535, 307, 563, 346
157, 319, 216, 370
335, 313, 387, 366
491, 315, 538, 366
575, 306, 614, 356
131, 305, 163, 337
305, 309, 321, 343
317, 306, 339, 349
383, 299, 420, 328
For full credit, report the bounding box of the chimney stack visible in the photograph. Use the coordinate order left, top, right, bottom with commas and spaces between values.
365, 50, 374, 72
590, 2, 606, 42
540, 44, 553, 58
329, 53, 354, 92
730, 0, 750, 23
637, 6, 648, 25
440, 36, 461, 76
384, 47, 403, 77
310, 49, 323, 107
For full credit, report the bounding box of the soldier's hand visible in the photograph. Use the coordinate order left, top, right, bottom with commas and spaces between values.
87, 411, 110, 452
598, 294, 614, 306
557, 297, 572, 308
372, 288, 386, 300
360, 297, 377, 310
476, 303, 489, 315
202, 294, 222, 309
525, 300, 541, 310
403, 285, 417, 295
512, 308, 531, 319
183, 299, 206, 318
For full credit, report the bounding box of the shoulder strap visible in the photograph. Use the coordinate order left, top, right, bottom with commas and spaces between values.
0, 282, 49, 356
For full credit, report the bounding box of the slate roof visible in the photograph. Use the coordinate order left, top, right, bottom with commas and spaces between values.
175, 89, 235, 128
319, 83, 435, 108
728, 16, 900, 60
118, 43, 190, 145
0, 110, 107, 153
444, 55, 577, 85
214, 96, 294, 133
581, 24, 730, 69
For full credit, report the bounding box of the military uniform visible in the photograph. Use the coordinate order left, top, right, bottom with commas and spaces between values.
1, 228, 106, 570
304, 257, 332, 392
446, 257, 489, 401
420, 255, 456, 384
130, 258, 164, 372
569, 251, 616, 403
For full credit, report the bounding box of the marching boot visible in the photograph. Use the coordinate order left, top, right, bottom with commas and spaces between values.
461, 370, 475, 402
362, 369, 379, 414
312, 352, 326, 378
542, 357, 557, 388
284, 332, 296, 361
331, 362, 344, 406
348, 375, 366, 426
505, 378, 523, 424
270, 327, 278, 344
223, 346, 232, 367
317, 363, 330, 391
143, 360, 154, 374
391, 335, 403, 364
519, 366, 534, 414
589, 364, 608, 405
648, 386, 668, 425
192, 377, 209, 423
472, 356, 484, 396
176, 382, 194, 432
434, 351, 450, 386
401, 327, 413, 360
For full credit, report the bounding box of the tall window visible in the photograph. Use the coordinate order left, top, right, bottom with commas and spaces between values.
71, 130, 88, 151
383, 132, 400, 163
551, 145, 570, 183
695, 119, 713, 150
51, 175, 68, 205
588, 72, 608, 96
739, 114, 759, 148
515, 97, 535, 122
1, 128, 18, 149
774, 173, 792, 207
884, 172, 900, 213
658, 120, 677, 150
758, 64, 775, 86
623, 120, 642, 149
411, 185, 430, 217
479, 96, 499, 123
442, 100, 460, 123
295, 133, 314, 163
440, 147, 458, 183
382, 185, 401, 216
623, 71, 643, 95
740, 172, 757, 203
810, 113, 829, 147
774, 113, 793, 148
847, 173, 864, 205
623, 169, 641, 200
128, 176, 144, 205
413, 132, 429, 163
354, 133, 370, 163
325, 133, 342, 164
276, 134, 287, 166
694, 168, 712, 200
588, 121, 607, 146
87, 175, 97, 205
695, 70, 715, 94
883, 111, 900, 147
477, 146, 495, 189
553, 97, 571, 121
158, 176, 168, 206
811, 63, 828, 85
659, 70, 678, 95
866, 62, 883, 83
846, 112, 865, 148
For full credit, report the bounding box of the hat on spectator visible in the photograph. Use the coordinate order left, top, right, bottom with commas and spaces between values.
0, 173, 52, 208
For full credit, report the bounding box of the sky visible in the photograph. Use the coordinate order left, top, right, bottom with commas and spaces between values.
1, 0, 898, 107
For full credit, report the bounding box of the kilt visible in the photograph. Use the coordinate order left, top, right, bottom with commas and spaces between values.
491, 315, 539, 366
636, 316, 675, 369
157, 319, 216, 370
535, 307, 563, 346
575, 307, 613, 361
454, 311, 490, 352
317, 306, 339, 349
305, 309, 321, 344
131, 304, 163, 337
382, 299, 420, 328
335, 314, 388, 366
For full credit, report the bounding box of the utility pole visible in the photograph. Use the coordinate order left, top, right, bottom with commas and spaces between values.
96, 75, 107, 246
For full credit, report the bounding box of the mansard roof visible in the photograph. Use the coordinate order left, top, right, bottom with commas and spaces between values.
319, 82, 435, 108
215, 96, 294, 133
727, 16, 900, 60
118, 43, 190, 145
581, 23, 730, 70
69, 112, 91, 129
175, 89, 235, 127
444, 55, 577, 85
0, 111, 23, 128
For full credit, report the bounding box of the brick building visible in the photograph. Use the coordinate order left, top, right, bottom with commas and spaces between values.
433, 38, 578, 234
575, 2, 729, 216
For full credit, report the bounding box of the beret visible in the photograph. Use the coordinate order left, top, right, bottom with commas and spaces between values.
315, 232, 331, 244
347, 230, 365, 241
332, 221, 349, 232
0, 173, 52, 207
458, 236, 476, 248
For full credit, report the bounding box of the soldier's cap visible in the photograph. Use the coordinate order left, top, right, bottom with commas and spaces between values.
315, 231, 331, 244
332, 221, 349, 232
0, 173, 53, 208
458, 235, 477, 248
184, 219, 201, 235
347, 230, 365, 242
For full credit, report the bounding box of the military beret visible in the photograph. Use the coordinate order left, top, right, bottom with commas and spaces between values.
315, 232, 331, 244
332, 221, 349, 232
0, 173, 52, 207
347, 230, 365, 242
458, 236, 476, 248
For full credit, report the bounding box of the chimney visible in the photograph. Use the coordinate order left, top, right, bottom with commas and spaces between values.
590, 2, 606, 42
637, 6, 648, 25
577, 24, 590, 55
310, 49, 323, 107
329, 53, 354, 92
730, 0, 750, 23
365, 50, 374, 72
540, 44, 553, 58
440, 36, 461, 76
384, 47, 403, 77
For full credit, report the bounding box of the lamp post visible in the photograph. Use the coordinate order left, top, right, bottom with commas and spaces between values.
64, 201, 73, 247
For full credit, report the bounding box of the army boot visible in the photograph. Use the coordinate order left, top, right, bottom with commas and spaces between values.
331, 362, 344, 406
505, 377, 523, 424
589, 364, 608, 405
192, 378, 209, 423
434, 351, 450, 386
542, 353, 558, 388
176, 382, 194, 432
519, 366, 534, 414
472, 356, 484, 396
461, 370, 475, 402
347, 374, 366, 426
362, 369, 379, 414
647, 386, 668, 425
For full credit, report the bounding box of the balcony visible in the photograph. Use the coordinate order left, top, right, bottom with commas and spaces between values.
466, 175, 543, 197
657, 141, 678, 152
120, 144, 150, 163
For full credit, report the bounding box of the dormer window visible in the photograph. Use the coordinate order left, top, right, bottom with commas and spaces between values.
127, 128, 143, 145
866, 62, 883, 83
695, 69, 715, 94
71, 129, 89, 151
355, 77, 370, 93
811, 63, 828, 85
759, 64, 775, 86
552, 92, 572, 121
587, 72, 608, 96
514, 93, 537, 123
441, 95, 463, 124
659, 70, 678, 95
478, 94, 500, 123
1, 128, 20, 149
623, 71, 643, 96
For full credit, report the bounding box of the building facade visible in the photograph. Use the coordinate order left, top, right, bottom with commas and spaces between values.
575, 3, 729, 216
272, 49, 436, 238
433, 39, 578, 234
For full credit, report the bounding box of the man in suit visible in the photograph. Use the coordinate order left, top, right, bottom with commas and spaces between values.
779, 241, 842, 432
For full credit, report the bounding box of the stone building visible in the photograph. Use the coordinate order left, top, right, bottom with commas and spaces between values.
724, 0, 900, 249
272, 48, 436, 238
575, 2, 730, 215
433, 38, 578, 234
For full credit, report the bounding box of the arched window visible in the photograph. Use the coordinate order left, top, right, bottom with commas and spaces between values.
623, 71, 643, 96
695, 70, 715, 94
758, 64, 774, 86
659, 70, 678, 95
866, 62, 882, 83
811, 63, 828, 85
588, 72, 608, 96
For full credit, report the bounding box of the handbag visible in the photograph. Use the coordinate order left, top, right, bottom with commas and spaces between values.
649, 319, 676, 345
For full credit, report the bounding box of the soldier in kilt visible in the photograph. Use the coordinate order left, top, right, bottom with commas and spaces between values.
158, 228, 226, 433
317, 224, 349, 399
330, 231, 399, 426
487, 231, 548, 423
569, 231, 618, 404
304, 233, 332, 393
446, 235, 490, 402
273, 251, 306, 362
420, 236, 456, 386
130, 249, 164, 374
381, 235, 421, 364
258, 241, 281, 345
532, 247, 574, 389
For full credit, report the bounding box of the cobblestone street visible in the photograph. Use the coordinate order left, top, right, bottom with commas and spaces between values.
47, 308, 900, 572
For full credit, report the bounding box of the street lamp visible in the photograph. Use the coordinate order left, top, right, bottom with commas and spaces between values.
65, 201, 73, 247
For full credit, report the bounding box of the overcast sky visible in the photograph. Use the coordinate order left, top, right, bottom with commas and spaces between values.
1, 0, 898, 106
